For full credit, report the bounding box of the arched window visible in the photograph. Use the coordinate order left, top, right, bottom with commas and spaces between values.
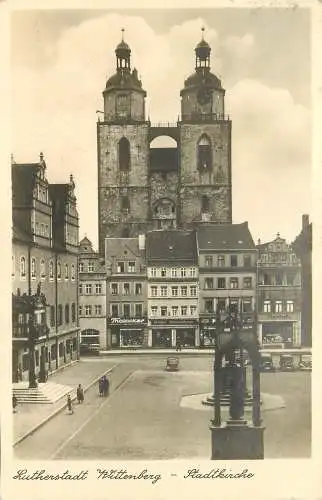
201, 195, 210, 212
64, 263, 69, 280
121, 196, 130, 212
57, 304, 62, 325
65, 304, 70, 324
31, 258, 36, 279
118, 137, 131, 171
197, 135, 212, 170
49, 260, 54, 279
40, 259, 46, 278
57, 261, 61, 279
20, 256, 26, 278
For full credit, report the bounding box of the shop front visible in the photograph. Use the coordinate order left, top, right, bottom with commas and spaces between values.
149, 319, 199, 348
261, 321, 294, 347
200, 317, 217, 347
108, 317, 148, 348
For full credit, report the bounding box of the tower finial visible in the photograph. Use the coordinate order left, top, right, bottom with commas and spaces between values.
121, 28, 125, 41
201, 26, 205, 39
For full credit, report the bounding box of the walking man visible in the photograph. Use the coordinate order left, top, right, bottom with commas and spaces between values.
76, 384, 84, 404
12, 394, 18, 413
66, 394, 74, 414
98, 377, 104, 397
103, 375, 109, 397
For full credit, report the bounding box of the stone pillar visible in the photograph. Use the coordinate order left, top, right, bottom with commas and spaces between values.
148, 328, 153, 347
195, 327, 200, 347
106, 327, 112, 349
171, 329, 176, 348
257, 322, 263, 344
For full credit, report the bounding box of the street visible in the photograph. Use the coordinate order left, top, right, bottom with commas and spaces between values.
14, 355, 311, 460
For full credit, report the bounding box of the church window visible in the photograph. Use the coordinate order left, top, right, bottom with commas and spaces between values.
197, 135, 212, 170
118, 138, 131, 171
121, 196, 130, 212
201, 195, 210, 212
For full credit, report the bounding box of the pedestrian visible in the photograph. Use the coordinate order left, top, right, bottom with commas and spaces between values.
66, 394, 73, 414
98, 377, 104, 397
176, 339, 181, 352
103, 375, 109, 397
76, 384, 84, 404
12, 394, 18, 413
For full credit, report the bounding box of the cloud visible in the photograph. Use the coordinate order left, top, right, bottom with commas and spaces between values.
11, 13, 310, 248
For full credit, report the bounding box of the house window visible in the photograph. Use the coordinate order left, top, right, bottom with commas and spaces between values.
111, 283, 118, 295
50, 306, 55, 327
57, 261, 61, 279
78, 284, 82, 294
135, 283, 142, 295
275, 301, 283, 313
20, 256, 26, 278
205, 256, 213, 267
117, 262, 125, 273
111, 304, 118, 317
160, 286, 167, 297
79, 262, 84, 272
96, 283, 102, 294
135, 304, 143, 317
217, 278, 226, 289
123, 304, 130, 318
190, 306, 197, 316
242, 299, 252, 313
180, 268, 186, 277
217, 255, 225, 267
275, 273, 283, 286
65, 304, 70, 324
79, 305, 83, 316
189, 267, 196, 277
65, 263, 69, 280
85, 305, 92, 317
151, 286, 157, 297
181, 286, 187, 296
151, 306, 157, 316
286, 301, 294, 313
243, 277, 252, 289
123, 283, 130, 295
171, 268, 177, 277
31, 258, 36, 279
263, 300, 271, 313
125, 261, 135, 274
205, 299, 213, 313
160, 306, 167, 317
121, 196, 130, 213
88, 261, 95, 272
71, 264, 75, 281
151, 267, 157, 277
118, 137, 131, 171
172, 306, 178, 317
171, 286, 178, 297
201, 195, 210, 213
190, 286, 197, 296
57, 304, 63, 325
71, 303, 76, 322
181, 306, 187, 316
205, 277, 213, 289
161, 267, 166, 277
230, 278, 239, 289
40, 259, 46, 278
85, 284, 92, 294
198, 135, 212, 170
230, 255, 238, 267
244, 255, 251, 267
217, 298, 226, 312
95, 305, 102, 315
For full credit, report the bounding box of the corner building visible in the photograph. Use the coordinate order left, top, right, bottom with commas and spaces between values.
97, 32, 232, 254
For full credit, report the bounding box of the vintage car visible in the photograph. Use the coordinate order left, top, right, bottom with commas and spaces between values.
298, 354, 312, 371
279, 354, 295, 371
260, 353, 275, 372
165, 356, 179, 372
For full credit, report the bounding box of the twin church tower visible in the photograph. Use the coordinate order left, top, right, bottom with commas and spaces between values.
97, 29, 232, 253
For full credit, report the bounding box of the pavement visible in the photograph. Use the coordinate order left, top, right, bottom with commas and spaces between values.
99, 348, 215, 355
13, 358, 118, 446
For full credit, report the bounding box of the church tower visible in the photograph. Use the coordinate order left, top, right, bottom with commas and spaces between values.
97, 30, 150, 254
179, 29, 232, 226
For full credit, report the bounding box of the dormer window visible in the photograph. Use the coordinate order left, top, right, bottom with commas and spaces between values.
197, 135, 212, 170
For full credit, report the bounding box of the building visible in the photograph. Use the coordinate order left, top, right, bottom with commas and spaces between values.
105, 236, 147, 348
197, 223, 257, 346
12, 154, 79, 382
146, 230, 199, 348
97, 30, 232, 253
257, 234, 302, 347
78, 237, 107, 351
292, 215, 312, 347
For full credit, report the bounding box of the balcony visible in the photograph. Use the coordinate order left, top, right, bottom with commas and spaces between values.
12, 323, 49, 341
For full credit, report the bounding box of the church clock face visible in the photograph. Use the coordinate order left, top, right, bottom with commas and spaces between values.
197, 87, 212, 105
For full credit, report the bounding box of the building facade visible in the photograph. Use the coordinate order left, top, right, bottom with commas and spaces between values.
197, 223, 257, 347
78, 237, 107, 351
105, 236, 147, 348
12, 154, 80, 382
97, 32, 232, 253
257, 234, 302, 347
146, 230, 199, 348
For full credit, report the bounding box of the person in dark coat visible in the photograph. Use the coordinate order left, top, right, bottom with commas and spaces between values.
76, 384, 84, 404
12, 394, 18, 413
98, 377, 104, 397
103, 375, 109, 397
66, 394, 73, 414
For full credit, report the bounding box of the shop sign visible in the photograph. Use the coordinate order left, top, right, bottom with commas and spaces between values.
271, 314, 292, 320
109, 317, 146, 325
150, 318, 198, 325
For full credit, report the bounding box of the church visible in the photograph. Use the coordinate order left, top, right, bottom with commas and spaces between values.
97, 30, 232, 254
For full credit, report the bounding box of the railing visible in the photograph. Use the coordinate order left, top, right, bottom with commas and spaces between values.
150, 122, 178, 128
12, 323, 49, 340
181, 113, 230, 122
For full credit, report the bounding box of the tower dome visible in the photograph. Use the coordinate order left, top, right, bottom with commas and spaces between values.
195, 36, 211, 62
115, 39, 131, 59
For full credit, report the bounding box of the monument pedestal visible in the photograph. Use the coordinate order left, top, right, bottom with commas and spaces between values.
210, 422, 265, 460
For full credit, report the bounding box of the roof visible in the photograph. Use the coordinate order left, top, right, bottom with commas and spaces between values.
105, 69, 145, 93
182, 69, 223, 92
146, 230, 197, 263
197, 223, 256, 251
12, 163, 41, 206
105, 238, 141, 262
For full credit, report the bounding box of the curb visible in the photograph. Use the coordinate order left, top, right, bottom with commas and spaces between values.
13, 365, 115, 447
98, 350, 215, 356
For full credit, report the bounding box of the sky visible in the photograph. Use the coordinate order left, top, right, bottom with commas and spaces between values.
11, 8, 312, 250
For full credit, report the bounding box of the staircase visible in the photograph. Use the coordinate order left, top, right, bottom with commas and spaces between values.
13, 382, 73, 404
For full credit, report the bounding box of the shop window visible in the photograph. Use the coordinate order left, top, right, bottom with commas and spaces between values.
117, 262, 125, 273
79, 262, 84, 272
243, 277, 252, 289
20, 256, 26, 278
201, 195, 210, 213
229, 300, 239, 313
244, 255, 251, 267
120, 329, 144, 347
118, 137, 131, 171
181, 306, 187, 316
230, 278, 239, 289
205, 299, 213, 313
95, 305, 102, 315
263, 300, 271, 313
40, 259, 46, 278
242, 299, 252, 313
50, 306, 55, 327
111, 283, 118, 295
181, 286, 187, 296
135, 283, 142, 295
71, 264, 76, 281
160, 306, 167, 317
172, 306, 178, 317
111, 304, 118, 317
128, 261, 135, 273
31, 258, 36, 279
57, 261, 61, 279
160, 286, 167, 297
171, 286, 178, 297
96, 283, 102, 294
190, 306, 197, 316
205, 256, 213, 267
123, 304, 130, 318
286, 301, 294, 313
205, 278, 213, 290
190, 286, 197, 296
71, 303, 76, 322
65, 304, 70, 324
135, 304, 143, 317
197, 135, 212, 170
217, 298, 226, 312
217, 278, 226, 289
121, 196, 130, 213
218, 255, 225, 267
65, 263, 69, 280
230, 255, 238, 267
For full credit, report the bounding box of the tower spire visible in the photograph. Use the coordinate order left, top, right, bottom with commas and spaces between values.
195, 28, 211, 71
115, 28, 131, 71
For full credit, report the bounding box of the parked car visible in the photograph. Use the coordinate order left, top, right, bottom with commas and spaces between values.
165, 356, 179, 372
279, 354, 295, 371
260, 353, 275, 372
298, 354, 312, 371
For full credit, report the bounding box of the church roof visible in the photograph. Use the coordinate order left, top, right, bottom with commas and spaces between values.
146, 230, 197, 263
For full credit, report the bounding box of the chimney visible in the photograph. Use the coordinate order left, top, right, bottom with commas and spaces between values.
138, 234, 145, 250
302, 214, 309, 231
